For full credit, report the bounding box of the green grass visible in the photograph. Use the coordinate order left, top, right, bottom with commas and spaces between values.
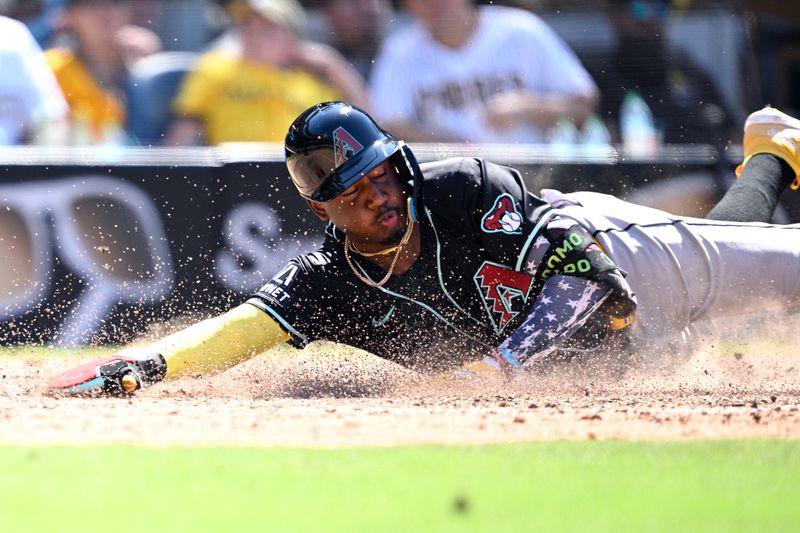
1, 441, 797, 532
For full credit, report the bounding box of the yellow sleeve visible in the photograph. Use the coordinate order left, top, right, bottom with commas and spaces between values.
45, 48, 124, 134
147, 303, 290, 379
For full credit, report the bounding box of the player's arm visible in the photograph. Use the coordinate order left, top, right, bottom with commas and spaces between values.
511, 217, 636, 360
455, 274, 612, 381
459, 218, 637, 381
153, 303, 289, 378
458, 275, 630, 381
47, 303, 289, 396
471, 158, 637, 326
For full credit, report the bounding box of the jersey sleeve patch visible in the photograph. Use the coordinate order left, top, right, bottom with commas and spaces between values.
481, 193, 523, 235
248, 253, 333, 348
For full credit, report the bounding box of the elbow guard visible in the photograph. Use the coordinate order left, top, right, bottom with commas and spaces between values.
532, 218, 637, 324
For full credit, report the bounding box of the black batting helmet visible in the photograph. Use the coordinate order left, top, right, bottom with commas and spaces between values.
285, 101, 422, 219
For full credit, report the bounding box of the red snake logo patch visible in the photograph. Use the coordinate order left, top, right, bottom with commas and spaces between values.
481, 193, 523, 234
474, 261, 534, 333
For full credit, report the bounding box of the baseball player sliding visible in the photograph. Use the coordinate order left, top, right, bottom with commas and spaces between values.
49, 102, 800, 395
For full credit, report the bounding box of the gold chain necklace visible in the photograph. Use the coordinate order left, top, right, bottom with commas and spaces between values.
348, 240, 401, 257
344, 220, 415, 288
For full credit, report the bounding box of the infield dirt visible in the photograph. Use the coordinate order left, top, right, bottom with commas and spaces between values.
2, 317, 800, 447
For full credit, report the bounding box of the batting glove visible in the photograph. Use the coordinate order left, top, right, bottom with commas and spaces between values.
48, 352, 166, 396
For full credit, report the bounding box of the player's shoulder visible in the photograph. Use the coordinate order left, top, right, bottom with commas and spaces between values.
421, 157, 486, 207
289, 249, 334, 270
289, 235, 341, 273
422, 157, 518, 183
291, 225, 364, 272
422, 157, 528, 208
422, 157, 483, 184
259, 239, 343, 296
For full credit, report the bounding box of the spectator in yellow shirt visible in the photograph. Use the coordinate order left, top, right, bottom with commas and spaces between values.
45, 0, 162, 144
166, 0, 369, 146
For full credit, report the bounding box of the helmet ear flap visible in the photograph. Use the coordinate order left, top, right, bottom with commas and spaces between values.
397, 141, 423, 222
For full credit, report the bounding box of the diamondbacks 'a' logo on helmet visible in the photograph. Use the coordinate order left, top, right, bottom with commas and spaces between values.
474, 261, 534, 334
481, 193, 523, 234
333, 127, 364, 167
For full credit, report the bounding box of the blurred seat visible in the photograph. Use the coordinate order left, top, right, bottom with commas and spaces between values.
126, 51, 199, 146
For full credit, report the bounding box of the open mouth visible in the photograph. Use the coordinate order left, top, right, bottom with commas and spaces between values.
377, 209, 399, 227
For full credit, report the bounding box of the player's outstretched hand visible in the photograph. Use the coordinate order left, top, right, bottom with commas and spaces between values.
48, 351, 166, 397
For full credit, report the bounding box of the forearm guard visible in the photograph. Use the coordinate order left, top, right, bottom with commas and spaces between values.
487, 218, 637, 368
534, 219, 637, 320
492, 275, 611, 367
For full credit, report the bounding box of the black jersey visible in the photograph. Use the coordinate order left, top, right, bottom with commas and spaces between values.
248, 157, 554, 370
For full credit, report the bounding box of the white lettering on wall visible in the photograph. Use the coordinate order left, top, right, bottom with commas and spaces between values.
0, 176, 174, 346
214, 202, 320, 293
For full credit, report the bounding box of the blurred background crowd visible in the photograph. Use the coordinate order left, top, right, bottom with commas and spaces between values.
0, 0, 798, 151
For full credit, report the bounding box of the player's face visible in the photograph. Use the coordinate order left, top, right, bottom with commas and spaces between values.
307, 160, 409, 252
